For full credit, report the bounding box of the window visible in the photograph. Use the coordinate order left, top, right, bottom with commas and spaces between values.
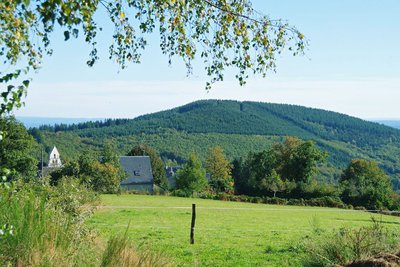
134, 170, 141, 176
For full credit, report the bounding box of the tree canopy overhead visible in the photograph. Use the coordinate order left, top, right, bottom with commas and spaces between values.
0, 0, 306, 115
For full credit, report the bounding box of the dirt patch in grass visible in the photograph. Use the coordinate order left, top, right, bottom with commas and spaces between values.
343, 252, 400, 267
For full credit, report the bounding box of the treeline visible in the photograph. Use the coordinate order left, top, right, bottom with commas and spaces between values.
172, 137, 398, 211
1, 115, 397, 211
36, 118, 131, 132
33, 126, 400, 191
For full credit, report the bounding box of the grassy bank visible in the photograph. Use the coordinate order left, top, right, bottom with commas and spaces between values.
88, 195, 400, 266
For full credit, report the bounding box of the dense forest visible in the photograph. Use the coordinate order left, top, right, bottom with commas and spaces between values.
28, 100, 400, 190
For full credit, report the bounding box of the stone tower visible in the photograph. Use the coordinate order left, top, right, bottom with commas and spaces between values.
48, 146, 62, 167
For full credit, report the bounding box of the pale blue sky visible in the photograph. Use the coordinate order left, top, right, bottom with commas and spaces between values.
15, 0, 400, 119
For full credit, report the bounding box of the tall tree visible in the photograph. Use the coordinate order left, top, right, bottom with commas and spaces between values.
274, 137, 327, 183
205, 146, 233, 193
175, 153, 207, 195
340, 159, 393, 210
0, 116, 38, 179
261, 169, 287, 198
0, 1, 306, 115
128, 144, 168, 189
232, 158, 247, 195
100, 141, 127, 184
100, 141, 120, 166
239, 137, 326, 197
242, 149, 278, 196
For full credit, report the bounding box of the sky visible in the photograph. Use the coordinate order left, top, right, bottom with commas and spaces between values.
13, 0, 400, 119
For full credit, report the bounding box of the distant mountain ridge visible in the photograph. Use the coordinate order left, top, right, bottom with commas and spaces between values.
18, 117, 103, 128
374, 120, 400, 129
38, 100, 400, 147
32, 100, 400, 189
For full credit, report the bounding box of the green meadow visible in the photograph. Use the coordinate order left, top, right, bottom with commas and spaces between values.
88, 195, 400, 266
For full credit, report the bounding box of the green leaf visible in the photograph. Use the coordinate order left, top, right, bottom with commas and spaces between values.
22, 80, 30, 88
64, 31, 70, 41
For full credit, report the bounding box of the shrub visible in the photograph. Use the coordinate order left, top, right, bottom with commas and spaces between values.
304, 196, 345, 208
251, 197, 263, 203
48, 177, 98, 217
171, 189, 191, 198
262, 197, 288, 205
302, 218, 400, 266
215, 192, 230, 201
287, 198, 305, 206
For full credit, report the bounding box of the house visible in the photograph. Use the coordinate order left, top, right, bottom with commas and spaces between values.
120, 156, 154, 192
41, 146, 63, 177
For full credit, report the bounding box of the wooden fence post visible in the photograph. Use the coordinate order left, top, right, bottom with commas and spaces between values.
190, 203, 196, 244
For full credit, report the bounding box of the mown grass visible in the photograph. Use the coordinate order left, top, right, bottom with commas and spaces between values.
88, 195, 400, 266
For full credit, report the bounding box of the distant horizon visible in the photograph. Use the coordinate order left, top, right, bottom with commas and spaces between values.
15, 98, 400, 121
12, 1, 400, 120
15, 99, 400, 129
16, 115, 400, 121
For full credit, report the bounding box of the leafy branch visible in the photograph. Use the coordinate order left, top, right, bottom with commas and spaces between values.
0, 0, 307, 115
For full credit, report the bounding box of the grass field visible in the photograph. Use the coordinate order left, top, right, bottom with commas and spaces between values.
88, 195, 400, 266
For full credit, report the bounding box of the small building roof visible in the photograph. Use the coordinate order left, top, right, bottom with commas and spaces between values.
120, 156, 154, 185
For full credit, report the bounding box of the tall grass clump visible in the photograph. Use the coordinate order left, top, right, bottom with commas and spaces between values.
101, 234, 171, 267
0, 178, 170, 266
0, 179, 99, 266
301, 218, 400, 266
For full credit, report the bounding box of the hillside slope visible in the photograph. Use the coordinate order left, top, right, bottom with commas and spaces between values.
31, 100, 400, 188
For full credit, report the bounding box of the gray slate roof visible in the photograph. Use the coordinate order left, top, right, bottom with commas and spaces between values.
120, 156, 154, 185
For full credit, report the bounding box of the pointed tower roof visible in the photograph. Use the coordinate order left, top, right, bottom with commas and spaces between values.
48, 146, 62, 168
50, 146, 59, 155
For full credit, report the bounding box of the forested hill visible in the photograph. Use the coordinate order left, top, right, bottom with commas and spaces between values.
31, 100, 400, 188
36, 100, 399, 148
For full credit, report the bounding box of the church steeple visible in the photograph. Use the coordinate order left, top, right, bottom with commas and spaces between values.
48, 146, 62, 167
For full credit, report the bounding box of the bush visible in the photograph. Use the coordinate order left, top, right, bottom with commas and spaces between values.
304, 196, 345, 208
251, 197, 263, 204
262, 197, 288, 205
287, 198, 305, 206
215, 192, 230, 201
171, 189, 191, 198
48, 177, 98, 217
302, 218, 400, 266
